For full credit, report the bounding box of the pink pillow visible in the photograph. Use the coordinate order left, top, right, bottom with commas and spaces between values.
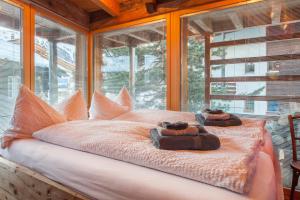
115, 87, 133, 110
1, 85, 66, 148
55, 90, 88, 121
89, 90, 129, 120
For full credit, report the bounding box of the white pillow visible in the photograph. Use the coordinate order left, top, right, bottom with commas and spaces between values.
55, 90, 88, 121
89, 90, 129, 120
1, 85, 66, 148
115, 86, 133, 110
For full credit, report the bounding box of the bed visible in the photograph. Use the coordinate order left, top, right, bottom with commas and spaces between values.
0, 110, 283, 200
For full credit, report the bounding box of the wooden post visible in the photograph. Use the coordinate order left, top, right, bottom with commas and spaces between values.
87, 32, 94, 107
129, 46, 136, 96
48, 40, 58, 104
204, 34, 211, 106
75, 33, 85, 91
181, 18, 189, 111
93, 35, 103, 91
169, 12, 181, 111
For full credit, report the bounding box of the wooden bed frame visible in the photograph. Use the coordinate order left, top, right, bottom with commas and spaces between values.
0, 156, 90, 200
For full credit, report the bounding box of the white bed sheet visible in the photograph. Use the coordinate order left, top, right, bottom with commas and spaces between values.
0, 136, 280, 200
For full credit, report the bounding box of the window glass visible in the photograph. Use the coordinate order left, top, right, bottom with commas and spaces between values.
181, 0, 300, 189
0, 0, 23, 131
34, 15, 87, 105
94, 21, 167, 110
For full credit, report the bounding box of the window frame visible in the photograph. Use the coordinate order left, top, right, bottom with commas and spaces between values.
31, 6, 89, 104
91, 14, 172, 109
174, 0, 300, 114
2, 0, 31, 88
2, 0, 90, 103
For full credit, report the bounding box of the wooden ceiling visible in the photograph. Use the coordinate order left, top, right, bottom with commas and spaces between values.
24, 0, 222, 30
67, 0, 120, 16
68, 0, 102, 13
6, 0, 300, 35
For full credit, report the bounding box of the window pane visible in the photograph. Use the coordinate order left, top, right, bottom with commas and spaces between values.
94, 21, 167, 110
0, 0, 23, 131
180, 26, 205, 112
181, 0, 300, 189
34, 15, 87, 105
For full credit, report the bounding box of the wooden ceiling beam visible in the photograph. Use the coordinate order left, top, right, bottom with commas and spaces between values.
189, 20, 206, 35
187, 24, 199, 35
193, 18, 213, 33
228, 12, 243, 30
271, 3, 282, 24
89, 0, 120, 17
90, 0, 220, 30
104, 37, 126, 46
149, 28, 165, 36
127, 33, 151, 43
104, 23, 164, 37
55, 35, 76, 42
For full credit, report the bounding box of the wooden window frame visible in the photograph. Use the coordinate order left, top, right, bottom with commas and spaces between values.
2, 0, 90, 103
91, 14, 172, 109
170, 0, 266, 111
90, 0, 266, 111
6, 0, 265, 111
2, 0, 31, 88
31, 7, 89, 100
173, 0, 300, 111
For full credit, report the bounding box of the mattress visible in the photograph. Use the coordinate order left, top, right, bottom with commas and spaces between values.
0, 132, 282, 200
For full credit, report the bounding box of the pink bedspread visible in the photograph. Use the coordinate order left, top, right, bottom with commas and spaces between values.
33, 119, 265, 194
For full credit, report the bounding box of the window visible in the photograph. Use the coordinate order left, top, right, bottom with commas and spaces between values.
94, 21, 167, 109
244, 100, 254, 113
245, 63, 255, 74
0, 0, 23, 132
7, 76, 21, 99
267, 101, 279, 113
34, 15, 87, 105
181, 0, 300, 189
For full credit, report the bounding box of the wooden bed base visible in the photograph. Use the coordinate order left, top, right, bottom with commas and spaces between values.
0, 156, 91, 200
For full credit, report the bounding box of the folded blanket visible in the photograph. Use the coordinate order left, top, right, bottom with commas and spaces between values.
196, 113, 242, 127
203, 108, 224, 114
160, 126, 199, 136
159, 121, 188, 130
151, 128, 220, 150
202, 112, 231, 120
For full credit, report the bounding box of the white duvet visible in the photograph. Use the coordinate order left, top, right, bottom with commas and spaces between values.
33, 119, 265, 194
